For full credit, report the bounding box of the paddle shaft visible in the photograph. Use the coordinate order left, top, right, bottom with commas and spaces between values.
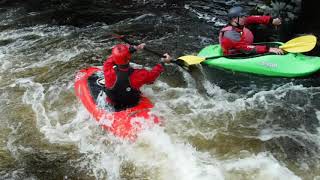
112, 34, 165, 58
203, 44, 289, 60
112, 34, 191, 70
193, 44, 299, 62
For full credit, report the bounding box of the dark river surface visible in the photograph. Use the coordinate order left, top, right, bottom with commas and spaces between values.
0, 0, 320, 179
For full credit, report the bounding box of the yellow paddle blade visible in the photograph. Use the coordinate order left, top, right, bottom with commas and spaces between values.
177, 55, 206, 65
280, 35, 317, 53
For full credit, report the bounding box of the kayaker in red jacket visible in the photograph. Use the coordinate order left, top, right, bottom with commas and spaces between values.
103, 43, 172, 111
219, 6, 284, 56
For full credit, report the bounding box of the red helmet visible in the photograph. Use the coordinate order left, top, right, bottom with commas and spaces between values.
111, 44, 131, 65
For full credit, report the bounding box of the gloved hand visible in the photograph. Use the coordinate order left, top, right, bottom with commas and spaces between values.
161, 53, 172, 64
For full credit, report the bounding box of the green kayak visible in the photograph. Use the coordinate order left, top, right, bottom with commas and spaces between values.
198, 44, 320, 77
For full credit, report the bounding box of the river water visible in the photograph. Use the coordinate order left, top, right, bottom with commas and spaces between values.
1, 1, 320, 180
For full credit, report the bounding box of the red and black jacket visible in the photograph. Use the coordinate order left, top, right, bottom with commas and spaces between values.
103, 52, 164, 109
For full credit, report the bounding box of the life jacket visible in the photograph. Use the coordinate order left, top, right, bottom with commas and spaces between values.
219, 25, 254, 44
219, 25, 254, 50
104, 65, 141, 110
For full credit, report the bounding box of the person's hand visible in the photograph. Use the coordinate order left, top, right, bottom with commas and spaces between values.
272, 18, 282, 26
161, 53, 172, 64
269, 47, 284, 55
134, 43, 145, 51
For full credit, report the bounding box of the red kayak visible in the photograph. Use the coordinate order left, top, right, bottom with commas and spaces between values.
74, 67, 160, 140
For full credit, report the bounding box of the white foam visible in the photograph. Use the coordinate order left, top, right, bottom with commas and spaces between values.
0, 25, 94, 73
123, 127, 224, 180
0, 25, 73, 40
317, 111, 320, 134
223, 153, 301, 180
17, 78, 51, 128
14, 75, 309, 180
184, 4, 226, 26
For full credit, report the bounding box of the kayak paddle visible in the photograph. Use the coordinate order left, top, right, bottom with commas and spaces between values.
112, 34, 165, 57
112, 34, 190, 70
177, 35, 318, 66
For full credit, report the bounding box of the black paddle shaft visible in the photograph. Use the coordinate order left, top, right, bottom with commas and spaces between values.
112, 34, 190, 71
112, 34, 165, 58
